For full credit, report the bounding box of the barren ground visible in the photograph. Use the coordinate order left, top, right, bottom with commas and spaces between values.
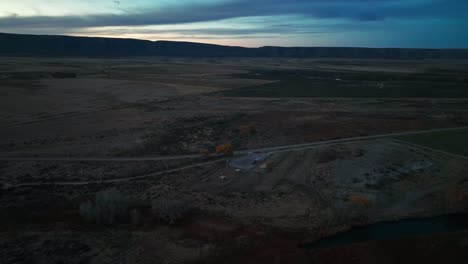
1, 57, 468, 263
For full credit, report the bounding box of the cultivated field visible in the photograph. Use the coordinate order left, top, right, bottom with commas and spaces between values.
1, 57, 468, 263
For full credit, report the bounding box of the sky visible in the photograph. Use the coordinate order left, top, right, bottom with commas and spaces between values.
0, 0, 467, 48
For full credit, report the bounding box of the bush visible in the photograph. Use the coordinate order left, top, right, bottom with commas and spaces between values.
350, 195, 372, 208
265, 160, 275, 172
151, 198, 191, 224
215, 143, 234, 156
199, 148, 210, 157
79, 188, 129, 225
239, 124, 257, 136
447, 185, 468, 208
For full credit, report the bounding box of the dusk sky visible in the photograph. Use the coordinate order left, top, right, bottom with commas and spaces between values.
0, 0, 467, 48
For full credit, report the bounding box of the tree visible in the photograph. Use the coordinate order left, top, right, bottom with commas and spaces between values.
216, 143, 234, 156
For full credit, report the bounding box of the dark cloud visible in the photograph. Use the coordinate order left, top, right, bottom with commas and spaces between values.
0, 0, 467, 28
1, 0, 467, 48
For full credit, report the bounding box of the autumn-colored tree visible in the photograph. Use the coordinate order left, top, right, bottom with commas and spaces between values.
216, 143, 234, 156
350, 195, 371, 208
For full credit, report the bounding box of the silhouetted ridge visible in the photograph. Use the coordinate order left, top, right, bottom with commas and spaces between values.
1, 32, 467, 59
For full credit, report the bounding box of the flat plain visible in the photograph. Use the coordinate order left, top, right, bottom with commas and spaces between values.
1, 57, 468, 263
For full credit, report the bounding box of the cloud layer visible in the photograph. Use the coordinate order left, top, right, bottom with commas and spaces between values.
0, 0, 467, 48
1, 0, 467, 27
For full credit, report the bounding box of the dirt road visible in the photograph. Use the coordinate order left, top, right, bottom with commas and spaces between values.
1, 126, 467, 162
2, 126, 467, 189
3, 158, 228, 188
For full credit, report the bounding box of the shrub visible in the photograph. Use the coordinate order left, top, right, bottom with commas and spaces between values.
447, 185, 468, 208
239, 124, 257, 136
216, 143, 234, 156
265, 160, 275, 172
199, 148, 210, 157
151, 198, 191, 224
79, 188, 129, 225
350, 195, 372, 208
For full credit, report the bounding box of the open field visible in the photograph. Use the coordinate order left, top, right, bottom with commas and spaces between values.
222, 61, 468, 98
397, 128, 468, 157
1, 57, 468, 263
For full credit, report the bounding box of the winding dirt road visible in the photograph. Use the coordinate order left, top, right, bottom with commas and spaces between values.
4, 158, 228, 188
1, 126, 467, 162
2, 126, 467, 188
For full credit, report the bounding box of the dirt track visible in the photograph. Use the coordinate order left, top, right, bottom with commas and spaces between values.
3, 126, 467, 189
1, 126, 466, 162
3, 158, 228, 188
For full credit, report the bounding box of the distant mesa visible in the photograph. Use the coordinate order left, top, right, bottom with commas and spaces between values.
1, 32, 468, 59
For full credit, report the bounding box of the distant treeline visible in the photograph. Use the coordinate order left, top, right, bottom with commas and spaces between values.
1, 32, 468, 59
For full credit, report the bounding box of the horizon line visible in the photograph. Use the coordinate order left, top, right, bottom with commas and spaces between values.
2, 31, 468, 51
